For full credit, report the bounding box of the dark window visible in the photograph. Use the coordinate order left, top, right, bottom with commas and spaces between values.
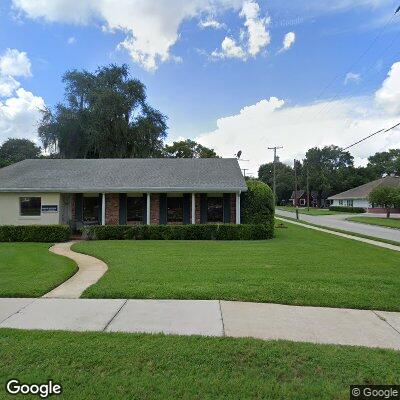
83, 197, 99, 223
127, 197, 144, 222
20, 197, 41, 216
207, 197, 223, 222
167, 197, 183, 222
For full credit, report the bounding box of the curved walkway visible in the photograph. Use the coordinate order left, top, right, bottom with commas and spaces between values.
43, 242, 107, 299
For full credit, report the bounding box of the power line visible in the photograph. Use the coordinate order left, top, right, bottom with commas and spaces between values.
343, 121, 400, 150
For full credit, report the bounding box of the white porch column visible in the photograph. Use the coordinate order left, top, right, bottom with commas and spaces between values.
191, 193, 196, 224
236, 192, 241, 225
146, 193, 151, 225
101, 193, 106, 225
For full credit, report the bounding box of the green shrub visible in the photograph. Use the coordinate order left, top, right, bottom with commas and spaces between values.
329, 206, 365, 213
241, 180, 275, 226
0, 225, 71, 242
81, 223, 273, 241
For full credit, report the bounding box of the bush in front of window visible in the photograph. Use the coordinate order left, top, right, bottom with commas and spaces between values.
241, 180, 275, 226
0, 225, 71, 242
81, 223, 274, 241
328, 206, 365, 213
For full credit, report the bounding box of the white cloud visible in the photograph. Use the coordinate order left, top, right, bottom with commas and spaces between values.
196, 62, 400, 173
240, 0, 270, 56
279, 32, 296, 52
375, 61, 400, 115
0, 48, 32, 77
344, 72, 361, 85
12, 0, 243, 71
0, 75, 20, 97
212, 0, 270, 60
67, 36, 76, 45
0, 88, 45, 143
199, 17, 225, 29
212, 37, 246, 59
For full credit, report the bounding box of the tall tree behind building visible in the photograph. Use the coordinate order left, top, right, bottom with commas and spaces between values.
38, 64, 167, 158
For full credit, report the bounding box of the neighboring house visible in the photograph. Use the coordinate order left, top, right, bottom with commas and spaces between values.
289, 190, 318, 207
328, 176, 400, 212
0, 158, 247, 227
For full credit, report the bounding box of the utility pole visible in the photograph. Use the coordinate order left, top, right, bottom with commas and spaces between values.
242, 168, 249, 177
306, 167, 310, 212
268, 146, 283, 205
294, 159, 299, 220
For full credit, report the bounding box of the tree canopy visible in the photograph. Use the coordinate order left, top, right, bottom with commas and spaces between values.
258, 161, 293, 203
164, 139, 218, 158
367, 149, 400, 177
0, 138, 41, 167
38, 64, 167, 159
369, 186, 400, 218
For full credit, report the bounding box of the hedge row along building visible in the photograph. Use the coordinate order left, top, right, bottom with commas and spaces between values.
0, 158, 247, 227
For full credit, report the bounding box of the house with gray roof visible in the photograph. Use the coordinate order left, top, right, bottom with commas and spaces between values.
328, 175, 400, 211
0, 158, 247, 227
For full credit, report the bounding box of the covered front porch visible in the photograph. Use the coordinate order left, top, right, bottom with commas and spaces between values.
61, 192, 241, 228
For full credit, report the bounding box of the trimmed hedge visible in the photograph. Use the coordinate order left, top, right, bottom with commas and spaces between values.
82, 224, 274, 241
241, 180, 275, 225
0, 225, 71, 242
329, 206, 365, 213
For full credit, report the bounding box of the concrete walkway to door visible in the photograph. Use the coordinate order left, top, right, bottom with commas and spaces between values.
1, 298, 400, 350
43, 242, 107, 299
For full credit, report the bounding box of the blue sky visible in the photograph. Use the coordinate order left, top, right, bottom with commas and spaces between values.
1, 0, 400, 173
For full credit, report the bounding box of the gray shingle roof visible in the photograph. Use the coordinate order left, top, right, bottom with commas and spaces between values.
0, 158, 247, 193
328, 176, 400, 200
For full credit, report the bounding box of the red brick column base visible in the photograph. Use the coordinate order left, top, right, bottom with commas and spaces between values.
105, 194, 119, 225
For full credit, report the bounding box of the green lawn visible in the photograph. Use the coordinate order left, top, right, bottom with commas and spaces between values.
74, 223, 400, 310
347, 216, 400, 230
0, 243, 77, 297
277, 206, 345, 215
1, 329, 399, 400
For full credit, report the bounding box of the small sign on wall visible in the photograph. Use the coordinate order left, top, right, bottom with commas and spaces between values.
41, 205, 58, 213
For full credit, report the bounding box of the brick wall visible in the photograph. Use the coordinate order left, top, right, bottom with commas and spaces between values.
105, 193, 119, 225
230, 193, 236, 224
195, 194, 201, 224
150, 194, 159, 225
71, 194, 76, 221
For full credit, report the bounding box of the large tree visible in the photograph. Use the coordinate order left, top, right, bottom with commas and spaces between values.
302, 145, 354, 204
164, 139, 218, 158
258, 161, 293, 204
38, 64, 167, 158
0, 138, 41, 167
367, 149, 400, 177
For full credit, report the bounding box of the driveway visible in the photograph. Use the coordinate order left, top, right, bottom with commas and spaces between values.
276, 209, 400, 242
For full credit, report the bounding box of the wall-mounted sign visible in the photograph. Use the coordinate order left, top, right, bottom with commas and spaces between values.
41, 205, 58, 213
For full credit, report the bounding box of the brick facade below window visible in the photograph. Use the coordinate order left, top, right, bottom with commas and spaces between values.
106, 194, 119, 225
150, 194, 159, 225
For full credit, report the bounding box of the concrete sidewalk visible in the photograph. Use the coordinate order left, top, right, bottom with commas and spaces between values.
1, 298, 400, 350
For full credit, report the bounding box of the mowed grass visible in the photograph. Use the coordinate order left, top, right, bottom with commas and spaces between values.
348, 216, 400, 230
0, 243, 77, 297
1, 329, 399, 400
277, 206, 345, 215
74, 223, 400, 310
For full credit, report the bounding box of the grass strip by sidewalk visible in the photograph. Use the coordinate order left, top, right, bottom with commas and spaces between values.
1, 329, 399, 400
277, 216, 400, 247
0, 243, 77, 297
347, 216, 400, 230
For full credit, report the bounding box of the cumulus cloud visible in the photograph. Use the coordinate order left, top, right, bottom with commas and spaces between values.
279, 32, 295, 52
196, 62, 400, 172
212, 0, 270, 60
0, 48, 32, 77
199, 17, 225, 29
0, 48, 44, 144
12, 0, 243, 71
344, 72, 361, 85
375, 61, 400, 115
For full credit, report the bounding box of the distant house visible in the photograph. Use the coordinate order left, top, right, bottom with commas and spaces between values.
289, 190, 318, 207
0, 158, 247, 227
328, 176, 400, 212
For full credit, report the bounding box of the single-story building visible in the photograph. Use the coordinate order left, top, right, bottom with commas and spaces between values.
289, 190, 318, 207
0, 158, 247, 227
328, 175, 400, 212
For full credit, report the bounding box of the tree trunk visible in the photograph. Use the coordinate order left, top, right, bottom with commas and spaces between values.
386, 208, 391, 218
